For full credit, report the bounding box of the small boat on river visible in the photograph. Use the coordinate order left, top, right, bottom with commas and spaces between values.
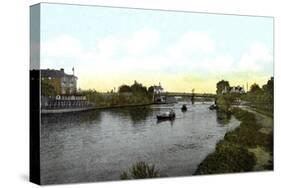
209, 104, 218, 110
157, 109, 176, 120
181, 104, 187, 112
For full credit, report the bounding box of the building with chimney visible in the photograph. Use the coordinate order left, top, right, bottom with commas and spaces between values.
41, 68, 77, 95
222, 85, 245, 94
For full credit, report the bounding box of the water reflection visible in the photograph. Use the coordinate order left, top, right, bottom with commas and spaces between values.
216, 110, 231, 125
156, 119, 175, 126
42, 110, 101, 124
41, 110, 102, 130
108, 106, 153, 124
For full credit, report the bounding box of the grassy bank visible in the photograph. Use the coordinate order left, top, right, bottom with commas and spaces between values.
194, 107, 273, 175
81, 91, 152, 108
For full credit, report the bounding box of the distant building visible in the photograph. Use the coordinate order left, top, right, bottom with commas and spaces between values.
153, 83, 166, 103
222, 85, 245, 94
41, 68, 77, 95
153, 85, 164, 95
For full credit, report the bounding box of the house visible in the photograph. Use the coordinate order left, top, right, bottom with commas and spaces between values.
41, 68, 77, 95
222, 85, 245, 94
153, 83, 166, 103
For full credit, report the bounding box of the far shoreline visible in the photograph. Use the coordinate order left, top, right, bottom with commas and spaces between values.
41, 102, 178, 114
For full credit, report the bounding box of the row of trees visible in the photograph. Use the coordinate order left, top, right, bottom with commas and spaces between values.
118, 80, 154, 94
80, 81, 156, 107
249, 77, 273, 95
215, 77, 274, 114
242, 77, 273, 114
216, 77, 273, 95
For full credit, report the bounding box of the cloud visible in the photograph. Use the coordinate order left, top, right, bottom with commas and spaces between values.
238, 43, 273, 72
41, 30, 216, 75
203, 55, 235, 73
42, 35, 83, 59
126, 27, 160, 56
167, 31, 215, 60
41, 30, 273, 92
91, 27, 160, 60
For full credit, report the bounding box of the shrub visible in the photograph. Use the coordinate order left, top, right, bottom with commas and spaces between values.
120, 161, 160, 180
195, 141, 256, 174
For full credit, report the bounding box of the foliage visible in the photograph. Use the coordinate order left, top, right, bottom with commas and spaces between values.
118, 85, 132, 93
216, 110, 231, 125
81, 90, 151, 108
226, 108, 268, 148
195, 107, 273, 175
262, 77, 273, 95
120, 161, 160, 180
216, 80, 230, 94
148, 86, 154, 94
241, 77, 274, 114
216, 94, 237, 112
80, 81, 155, 108
41, 81, 57, 96
250, 83, 262, 93
130, 80, 148, 94
195, 141, 256, 174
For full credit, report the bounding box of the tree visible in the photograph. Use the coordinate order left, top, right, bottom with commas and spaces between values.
41, 81, 57, 96
262, 77, 273, 95
250, 83, 262, 93
118, 85, 132, 93
131, 80, 147, 94
148, 86, 154, 94
216, 80, 230, 94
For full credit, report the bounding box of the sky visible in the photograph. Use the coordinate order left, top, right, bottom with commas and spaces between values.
38, 3, 274, 93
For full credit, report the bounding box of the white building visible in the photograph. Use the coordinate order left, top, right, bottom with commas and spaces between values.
153, 83, 166, 103
222, 86, 245, 94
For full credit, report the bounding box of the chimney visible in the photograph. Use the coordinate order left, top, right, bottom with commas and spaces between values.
60, 68, 64, 73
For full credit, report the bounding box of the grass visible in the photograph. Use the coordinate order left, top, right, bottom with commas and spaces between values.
194, 141, 256, 174
194, 107, 273, 175
120, 161, 160, 180
247, 106, 273, 118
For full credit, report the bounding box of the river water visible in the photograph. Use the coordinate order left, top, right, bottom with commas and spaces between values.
40, 102, 240, 184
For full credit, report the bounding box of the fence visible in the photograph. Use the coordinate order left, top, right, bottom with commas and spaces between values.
41, 95, 93, 109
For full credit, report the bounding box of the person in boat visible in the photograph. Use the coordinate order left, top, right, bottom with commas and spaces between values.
157, 109, 175, 120
181, 104, 187, 111
169, 109, 175, 117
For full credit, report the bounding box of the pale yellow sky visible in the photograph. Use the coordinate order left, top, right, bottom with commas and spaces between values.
78, 72, 271, 94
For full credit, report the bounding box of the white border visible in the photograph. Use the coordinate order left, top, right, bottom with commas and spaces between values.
0, 0, 280, 188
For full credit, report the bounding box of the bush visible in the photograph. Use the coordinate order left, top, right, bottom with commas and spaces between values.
120, 161, 160, 180
194, 108, 269, 175
216, 94, 238, 112
229, 108, 268, 148
195, 141, 256, 174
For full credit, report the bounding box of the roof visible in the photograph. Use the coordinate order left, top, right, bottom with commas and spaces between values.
154, 86, 163, 90
41, 69, 77, 78
230, 86, 244, 91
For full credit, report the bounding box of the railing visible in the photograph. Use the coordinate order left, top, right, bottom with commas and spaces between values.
41, 96, 93, 109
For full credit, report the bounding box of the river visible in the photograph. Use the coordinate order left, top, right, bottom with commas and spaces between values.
40, 102, 240, 184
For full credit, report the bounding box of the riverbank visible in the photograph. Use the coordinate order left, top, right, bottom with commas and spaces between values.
194, 107, 273, 175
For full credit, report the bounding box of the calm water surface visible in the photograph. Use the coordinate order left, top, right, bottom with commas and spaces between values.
41, 102, 240, 184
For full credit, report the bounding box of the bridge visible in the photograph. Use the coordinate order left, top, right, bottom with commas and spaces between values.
166, 92, 216, 98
